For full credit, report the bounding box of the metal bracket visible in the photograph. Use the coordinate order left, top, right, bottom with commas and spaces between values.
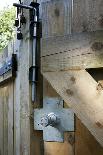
13, 2, 40, 40
0, 54, 17, 85
34, 98, 74, 142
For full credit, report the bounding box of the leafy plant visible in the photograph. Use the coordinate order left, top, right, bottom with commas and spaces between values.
0, 7, 15, 52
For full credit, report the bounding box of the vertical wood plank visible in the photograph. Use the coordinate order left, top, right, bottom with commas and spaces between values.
41, 0, 72, 37
8, 83, 14, 155
44, 133, 74, 155
3, 86, 8, 155
41, 0, 103, 36
0, 89, 4, 155
75, 118, 103, 155
19, 38, 30, 155
73, 0, 103, 33
14, 39, 21, 155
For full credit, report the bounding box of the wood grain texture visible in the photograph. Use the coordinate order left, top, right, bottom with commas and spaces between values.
41, 0, 103, 72
13, 39, 21, 155
0, 84, 14, 155
73, 0, 103, 33
75, 118, 103, 155
3, 87, 9, 155
41, 30, 103, 72
44, 133, 74, 155
41, 0, 103, 38
41, 0, 72, 38
0, 89, 4, 155
19, 38, 31, 155
40, 0, 103, 151
8, 83, 14, 155
0, 40, 14, 155
43, 70, 103, 147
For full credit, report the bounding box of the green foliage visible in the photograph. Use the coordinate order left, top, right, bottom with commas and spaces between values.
0, 7, 15, 52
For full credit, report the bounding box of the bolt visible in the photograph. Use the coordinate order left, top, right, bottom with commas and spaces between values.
41, 113, 60, 127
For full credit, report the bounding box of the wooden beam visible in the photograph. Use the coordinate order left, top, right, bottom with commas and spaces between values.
43, 70, 103, 147
75, 118, 103, 155
41, 30, 103, 72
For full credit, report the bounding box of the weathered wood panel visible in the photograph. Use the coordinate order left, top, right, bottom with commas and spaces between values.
43, 70, 103, 147
40, 0, 103, 150
13, 39, 21, 155
41, 0, 72, 37
0, 41, 14, 155
73, 0, 103, 33
8, 83, 14, 155
0, 89, 3, 155
41, 30, 103, 72
3, 87, 8, 155
41, 0, 103, 38
43, 79, 103, 155
75, 118, 103, 155
19, 35, 30, 155
0, 85, 14, 155
41, 0, 103, 71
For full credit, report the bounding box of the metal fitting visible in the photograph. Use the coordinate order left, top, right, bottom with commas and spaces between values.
41, 112, 60, 127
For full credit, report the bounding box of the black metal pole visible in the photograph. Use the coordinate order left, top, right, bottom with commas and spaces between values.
13, 3, 36, 10
30, 2, 40, 102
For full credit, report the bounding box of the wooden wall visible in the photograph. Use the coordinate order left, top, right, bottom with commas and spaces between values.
0, 42, 14, 155
0, 1, 44, 153
0, 83, 14, 155
40, 0, 103, 37
43, 79, 103, 155
40, 0, 103, 154
0, 0, 103, 155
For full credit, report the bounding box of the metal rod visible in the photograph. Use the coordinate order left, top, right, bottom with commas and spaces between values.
13, 3, 36, 11
31, 4, 39, 102
32, 38, 37, 102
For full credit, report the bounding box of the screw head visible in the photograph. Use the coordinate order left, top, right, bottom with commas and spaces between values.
41, 113, 60, 127
48, 113, 60, 126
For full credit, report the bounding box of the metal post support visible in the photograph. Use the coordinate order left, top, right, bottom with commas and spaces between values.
13, 1, 40, 103
29, 2, 40, 102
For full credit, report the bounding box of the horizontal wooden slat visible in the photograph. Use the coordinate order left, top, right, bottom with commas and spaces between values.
43, 70, 103, 147
41, 30, 103, 72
